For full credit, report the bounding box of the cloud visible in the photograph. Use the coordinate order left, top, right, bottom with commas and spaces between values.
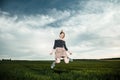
0, 0, 120, 60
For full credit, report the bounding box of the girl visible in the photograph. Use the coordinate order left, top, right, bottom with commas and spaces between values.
50, 30, 73, 69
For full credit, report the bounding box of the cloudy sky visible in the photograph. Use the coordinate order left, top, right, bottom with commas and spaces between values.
0, 0, 120, 60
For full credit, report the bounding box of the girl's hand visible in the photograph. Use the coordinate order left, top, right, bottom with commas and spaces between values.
50, 52, 53, 55
69, 52, 72, 55
67, 51, 72, 55
50, 49, 55, 55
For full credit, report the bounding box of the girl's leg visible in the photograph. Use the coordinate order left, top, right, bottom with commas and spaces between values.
51, 58, 61, 69
51, 61, 55, 69
56, 58, 61, 63
68, 57, 73, 62
64, 57, 69, 64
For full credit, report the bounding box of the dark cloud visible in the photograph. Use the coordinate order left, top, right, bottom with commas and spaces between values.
0, 0, 119, 15
0, 0, 81, 15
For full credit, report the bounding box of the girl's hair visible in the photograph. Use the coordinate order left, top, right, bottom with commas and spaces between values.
60, 30, 64, 34
60, 30, 65, 38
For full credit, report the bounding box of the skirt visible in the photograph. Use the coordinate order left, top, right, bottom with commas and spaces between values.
55, 47, 68, 59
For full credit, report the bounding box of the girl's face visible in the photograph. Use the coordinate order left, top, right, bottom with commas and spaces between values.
59, 33, 65, 39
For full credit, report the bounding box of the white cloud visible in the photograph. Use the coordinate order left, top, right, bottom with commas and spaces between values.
0, 0, 120, 60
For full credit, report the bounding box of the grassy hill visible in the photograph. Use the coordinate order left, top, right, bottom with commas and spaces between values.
0, 59, 120, 80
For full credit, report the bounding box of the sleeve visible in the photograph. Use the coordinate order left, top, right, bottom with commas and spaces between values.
64, 41, 68, 51
53, 40, 56, 49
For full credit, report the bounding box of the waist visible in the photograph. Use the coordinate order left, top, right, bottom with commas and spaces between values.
56, 47, 64, 50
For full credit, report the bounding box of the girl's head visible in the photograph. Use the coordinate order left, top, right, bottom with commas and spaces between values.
59, 30, 65, 39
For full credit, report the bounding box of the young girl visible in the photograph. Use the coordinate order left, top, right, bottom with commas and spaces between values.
50, 30, 73, 69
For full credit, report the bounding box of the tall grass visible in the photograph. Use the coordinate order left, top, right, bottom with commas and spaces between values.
0, 60, 120, 80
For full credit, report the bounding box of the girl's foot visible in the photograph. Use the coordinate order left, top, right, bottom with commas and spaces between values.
69, 58, 73, 62
51, 62, 55, 69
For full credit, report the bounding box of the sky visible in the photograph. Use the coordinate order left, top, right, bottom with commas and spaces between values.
0, 0, 120, 60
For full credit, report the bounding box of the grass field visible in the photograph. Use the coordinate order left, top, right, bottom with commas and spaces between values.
0, 60, 120, 80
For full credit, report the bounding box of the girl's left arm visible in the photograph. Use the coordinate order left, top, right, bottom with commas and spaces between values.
64, 41, 72, 55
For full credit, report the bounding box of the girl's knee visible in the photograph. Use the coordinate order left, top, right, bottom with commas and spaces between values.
65, 61, 69, 64
56, 58, 61, 63
56, 61, 60, 63
64, 57, 69, 64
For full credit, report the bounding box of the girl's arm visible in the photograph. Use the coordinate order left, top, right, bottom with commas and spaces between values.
67, 51, 72, 55
64, 41, 68, 51
50, 40, 56, 55
50, 49, 55, 55
64, 41, 72, 55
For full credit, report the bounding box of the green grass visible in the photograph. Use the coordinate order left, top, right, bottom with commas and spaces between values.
0, 60, 120, 80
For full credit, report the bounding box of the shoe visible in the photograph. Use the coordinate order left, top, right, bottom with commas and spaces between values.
69, 58, 73, 62
51, 62, 55, 69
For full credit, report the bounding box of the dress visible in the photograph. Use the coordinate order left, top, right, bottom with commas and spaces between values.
53, 39, 68, 59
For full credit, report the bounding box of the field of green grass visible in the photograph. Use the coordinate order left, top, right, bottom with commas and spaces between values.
0, 60, 120, 80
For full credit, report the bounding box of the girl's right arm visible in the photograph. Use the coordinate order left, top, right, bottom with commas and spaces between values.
50, 49, 55, 55
50, 40, 56, 55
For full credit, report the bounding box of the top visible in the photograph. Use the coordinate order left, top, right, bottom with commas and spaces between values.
53, 39, 68, 51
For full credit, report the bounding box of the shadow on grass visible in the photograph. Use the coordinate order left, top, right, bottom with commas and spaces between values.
53, 69, 70, 74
